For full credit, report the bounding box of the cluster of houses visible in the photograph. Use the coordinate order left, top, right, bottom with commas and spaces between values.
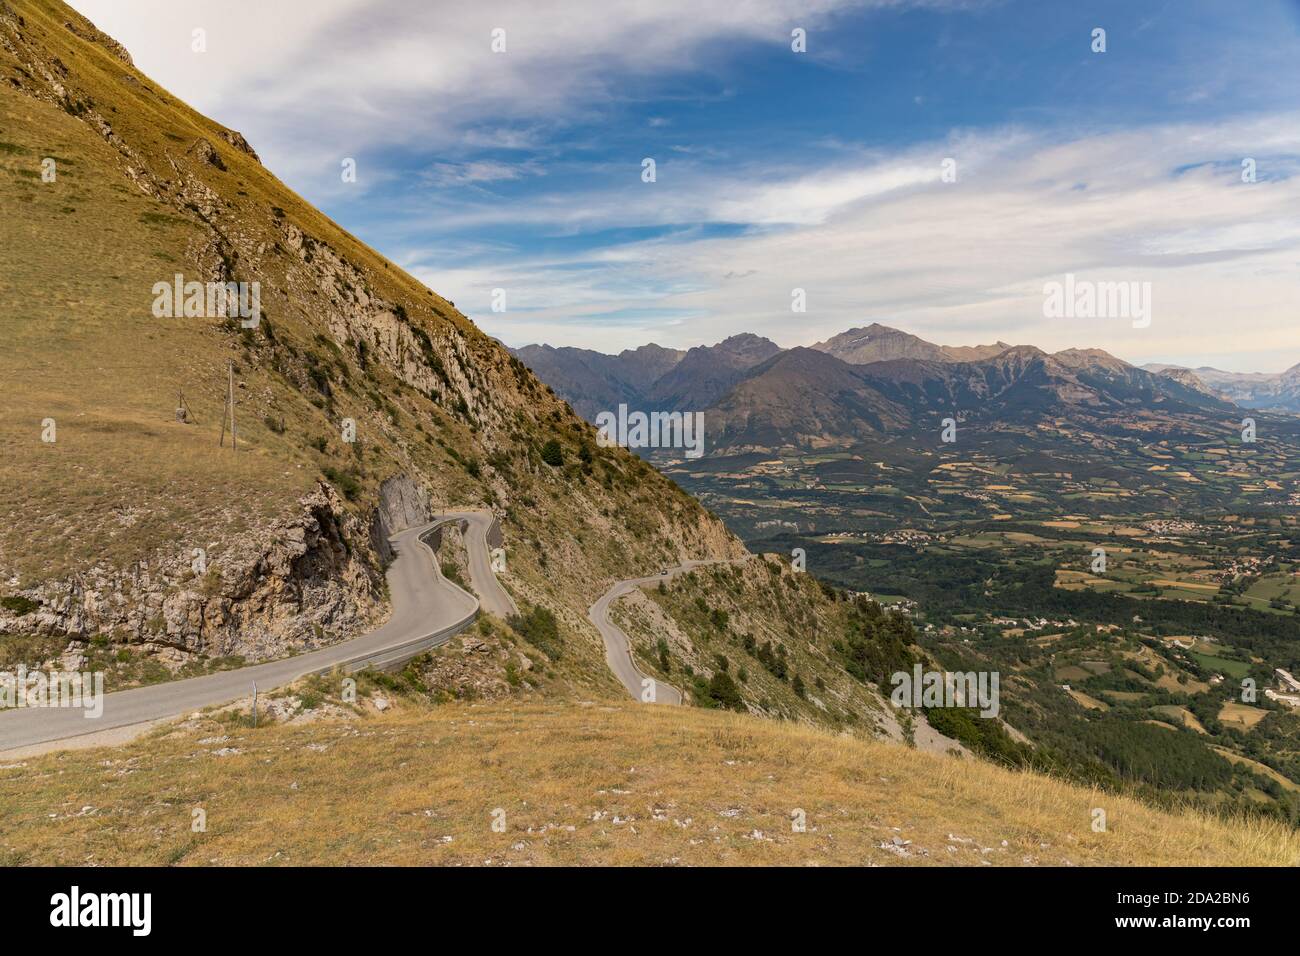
1216, 553, 1274, 584
1140, 518, 1209, 536
989, 616, 1079, 631
876, 529, 941, 546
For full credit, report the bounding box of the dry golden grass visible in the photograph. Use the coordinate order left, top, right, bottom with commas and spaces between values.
1, 67, 306, 580
1151, 704, 1209, 735
1066, 689, 1109, 711
1, 700, 1295, 866
1219, 701, 1269, 731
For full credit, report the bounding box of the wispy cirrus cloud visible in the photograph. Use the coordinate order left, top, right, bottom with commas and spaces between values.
420, 159, 545, 188
68, 0, 894, 169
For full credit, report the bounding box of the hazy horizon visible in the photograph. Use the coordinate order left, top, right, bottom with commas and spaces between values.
509, 324, 1300, 377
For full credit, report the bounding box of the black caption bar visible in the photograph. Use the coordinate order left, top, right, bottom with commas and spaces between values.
1, 866, 1285, 944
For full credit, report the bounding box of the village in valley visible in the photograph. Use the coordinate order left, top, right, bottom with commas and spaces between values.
661, 424, 1300, 814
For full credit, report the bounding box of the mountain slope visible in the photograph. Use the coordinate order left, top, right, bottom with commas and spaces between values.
518, 323, 1247, 457
707, 348, 909, 450
0, 0, 741, 698
508, 342, 684, 420
855, 346, 1236, 421
647, 332, 781, 410
0, 0, 947, 752
2, 1, 1294, 866
700, 342, 1242, 453
510, 333, 783, 419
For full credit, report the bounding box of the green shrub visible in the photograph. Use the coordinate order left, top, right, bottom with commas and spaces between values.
540, 439, 564, 467
0, 596, 38, 616
657, 637, 671, 673
508, 606, 563, 660
705, 670, 744, 711
440, 562, 467, 589
321, 466, 361, 500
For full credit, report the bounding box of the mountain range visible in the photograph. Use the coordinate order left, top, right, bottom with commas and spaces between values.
511, 323, 1276, 455
1141, 362, 1300, 412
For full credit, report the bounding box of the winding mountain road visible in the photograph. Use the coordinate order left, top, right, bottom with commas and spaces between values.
0, 511, 514, 754
589, 557, 751, 706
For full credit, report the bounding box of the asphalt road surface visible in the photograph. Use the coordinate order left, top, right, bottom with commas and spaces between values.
0, 511, 514, 753
588, 557, 750, 706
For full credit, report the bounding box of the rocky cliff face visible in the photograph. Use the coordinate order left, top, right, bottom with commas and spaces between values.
369, 475, 434, 565
1, 484, 384, 666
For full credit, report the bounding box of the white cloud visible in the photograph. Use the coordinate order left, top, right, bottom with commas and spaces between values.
449, 117, 1300, 366
66, 0, 883, 174
421, 160, 542, 188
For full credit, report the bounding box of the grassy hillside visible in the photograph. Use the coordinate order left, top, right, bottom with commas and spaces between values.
0, 0, 739, 693
617, 559, 891, 726
1, 694, 1294, 866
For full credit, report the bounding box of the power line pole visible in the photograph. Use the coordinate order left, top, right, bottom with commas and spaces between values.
219, 361, 237, 450
230, 361, 236, 450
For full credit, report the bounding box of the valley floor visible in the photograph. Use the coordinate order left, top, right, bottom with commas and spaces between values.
1, 697, 1294, 866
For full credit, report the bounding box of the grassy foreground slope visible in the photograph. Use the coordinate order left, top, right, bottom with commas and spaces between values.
1, 698, 1295, 866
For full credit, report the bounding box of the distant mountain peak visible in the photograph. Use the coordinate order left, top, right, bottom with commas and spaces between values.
650, 333, 782, 410
713, 332, 781, 353
1153, 366, 1223, 401
812, 324, 1018, 366
1052, 347, 1131, 371
812, 324, 946, 365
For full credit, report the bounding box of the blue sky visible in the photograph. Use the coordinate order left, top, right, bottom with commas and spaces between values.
72, 0, 1300, 370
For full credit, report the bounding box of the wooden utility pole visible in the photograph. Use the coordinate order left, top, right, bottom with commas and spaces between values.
219, 361, 237, 450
